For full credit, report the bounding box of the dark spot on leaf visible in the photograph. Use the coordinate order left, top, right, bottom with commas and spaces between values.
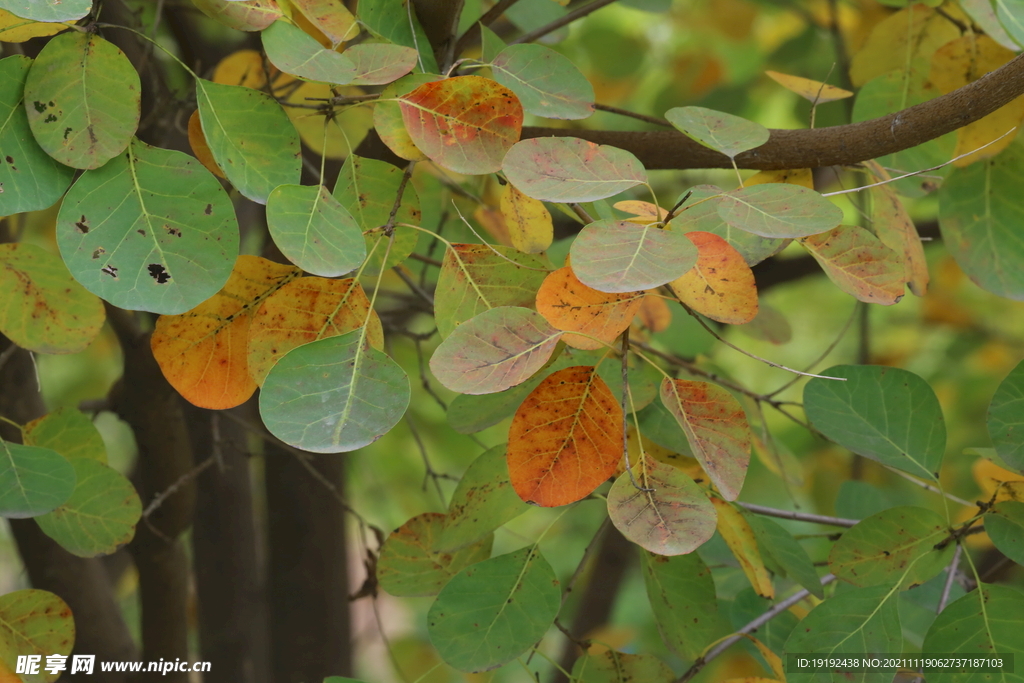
75, 216, 89, 234
148, 263, 171, 284
63, 127, 72, 140
91, 248, 105, 260
32, 101, 46, 113
166, 225, 181, 237
102, 265, 118, 278
137, 230, 146, 236
44, 114, 57, 123
204, 204, 213, 215
4, 156, 12, 164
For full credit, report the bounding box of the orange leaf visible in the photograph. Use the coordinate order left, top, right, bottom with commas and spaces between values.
866, 162, 928, 296
290, 0, 358, 47
247, 276, 384, 385
765, 70, 852, 103
635, 295, 672, 333
536, 266, 644, 350
500, 183, 553, 254
152, 256, 300, 409
613, 200, 667, 224
212, 49, 269, 89
187, 110, 225, 179
399, 75, 523, 175
670, 232, 758, 324
508, 366, 623, 507
711, 497, 774, 598
799, 225, 906, 305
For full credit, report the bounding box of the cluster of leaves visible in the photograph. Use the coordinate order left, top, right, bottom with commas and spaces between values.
2, 0, 1024, 680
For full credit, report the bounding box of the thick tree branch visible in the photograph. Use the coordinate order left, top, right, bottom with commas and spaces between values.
523, 53, 1024, 170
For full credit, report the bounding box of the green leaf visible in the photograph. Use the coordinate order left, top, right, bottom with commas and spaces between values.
436, 445, 531, 552
717, 184, 843, 238
665, 106, 769, 159
988, 358, 1024, 473
56, 138, 238, 315
0, 243, 105, 354
266, 184, 366, 277
196, 78, 301, 204
0, 55, 73, 214
262, 20, 356, 84
641, 550, 726, 660
635, 400, 692, 454
669, 185, 788, 266
746, 514, 824, 598
804, 365, 946, 480
35, 458, 141, 557
372, 73, 437, 161
922, 584, 1024, 683
434, 243, 548, 340
479, 23, 507, 63
0, 589, 75, 683
24, 31, 140, 169
430, 307, 562, 394
345, 43, 418, 86
829, 506, 952, 589
259, 329, 411, 453
571, 651, 675, 683
784, 584, 902, 683
427, 546, 560, 672
333, 154, 421, 275
503, 138, 647, 202
24, 407, 106, 464
0, 438, 75, 518
0, 0, 90, 21
986, 500, 1024, 566
996, 0, 1024, 48
608, 457, 716, 555
377, 512, 492, 597
358, 0, 439, 73
192, 0, 281, 32
490, 44, 595, 120
570, 220, 698, 293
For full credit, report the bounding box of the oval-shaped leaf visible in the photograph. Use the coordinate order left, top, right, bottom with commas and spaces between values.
571, 651, 674, 683
746, 513, 823, 598
0, 589, 74, 683
24, 407, 106, 464
0, 10, 73, 43
804, 365, 946, 480
989, 359, 1024, 474
345, 43, 418, 85
430, 307, 562, 395
765, 70, 853, 103
0, 55, 73, 213
377, 512, 491, 597
665, 106, 769, 159
829, 506, 952, 589
56, 138, 239, 315
490, 44, 594, 120
398, 75, 522, 174
436, 444, 531, 552
986, 500, 1024, 565
660, 378, 752, 501
0, 0, 90, 21
503, 138, 646, 202
669, 231, 758, 324
0, 243, 104, 354
196, 78, 301, 203
500, 182, 553, 254
0, 438, 75, 518
718, 184, 843, 238
262, 19, 356, 84
571, 220, 697, 293
427, 546, 560, 672
799, 225, 906, 305
607, 457, 716, 555
24, 31, 140, 169
642, 550, 726, 660
508, 365, 623, 507
373, 73, 435, 161
35, 458, 141, 557
535, 266, 645, 350
266, 184, 365, 277
247, 277, 384, 385
434, 243, 548, 339
670, 185, 788, 266
193, 0, 282, 31
259, 329, 410, 453
151, 256, 300, 409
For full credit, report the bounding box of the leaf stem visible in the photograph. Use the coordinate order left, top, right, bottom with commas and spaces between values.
593, 102, 672, 127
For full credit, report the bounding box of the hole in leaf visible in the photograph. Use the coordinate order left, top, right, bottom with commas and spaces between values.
101, 265, 118, 278
148, 264, 171, 284
75, 216, 89, 234
165, 225, 182, 237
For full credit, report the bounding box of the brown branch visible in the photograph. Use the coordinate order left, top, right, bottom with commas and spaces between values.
453, 0, 524, 56
522, 53, 1024, 170
510, 0, 620, 45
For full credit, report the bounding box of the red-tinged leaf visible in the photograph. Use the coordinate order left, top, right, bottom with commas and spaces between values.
799, 225, 906, 305
711, 497, 774, 598
429, 307, 562, 395
345, 43, 418, 85
607, 456, 716, 555
669, 231, 758, 324
290, 0, 357, 47
507, 366, 623, 507
502, 138, 646, 202
535, 266, 645, 350
866, 161, 929, 296
151, 256, 301, 409
374, 73, 435, 162
570, 220, 698, 293
660, 378, 752, 501
398, 75, 523, 174
193, 0, 281, 31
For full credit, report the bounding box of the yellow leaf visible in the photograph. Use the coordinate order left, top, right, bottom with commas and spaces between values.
746, 168, 813, 189
635, 294, 672, 333
670, 232, 758, 324
274, 74, 372, 159
614, 200, 667, 224
213, 49, 268, 89
151, 256, 301, 409
973, 458, 1024, 504
472, 204, 513, 247
290, 0, 358, 48
711, 497, 774, 598
739, 633, 787, 681
865, 161, 929, 296
765, 70, 852, 103
500, 184, 553, 254
0, 9, 72, 42
849, 4, 962, 87
930, 35, 1024, 166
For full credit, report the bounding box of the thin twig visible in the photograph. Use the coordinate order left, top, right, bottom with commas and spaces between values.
569, 203, 594, 224
937, 542, 963, 613
454, 0, 523, 56
737, 502, 859, 528
405, 413, 450, 503
510, 0, 620, 45
593, 103, 672, 127
441, 0, 467, 74
559, 517, 611, 608
143, 455, 216, 519
885, 467, 972, 506
384, 162, 416, 233
408, 252, 443, 268
393, 265, 434, 306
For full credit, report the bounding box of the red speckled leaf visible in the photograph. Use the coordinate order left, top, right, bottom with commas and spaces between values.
0, 589, 75, 683
660, 378, 752, 501
799, 225, 906, 305
507, 366, 623, 507
670, 231, 758, 325
535, 266, 644, 350
503, 137, 646, 203
398, 75, 523, 174
290, 0, 357, 46
866, 161, 929, 296
193, 0, 281, 32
